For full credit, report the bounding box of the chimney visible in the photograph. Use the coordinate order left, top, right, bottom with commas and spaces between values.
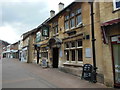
58, 2, 64, 11
50, 10, 55, 18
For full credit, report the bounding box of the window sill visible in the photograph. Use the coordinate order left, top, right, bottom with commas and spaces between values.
63, 61, 83, 67
53, 34, 59, 37
64, 25, 84, 34
45, 37, 49, 40
112, 8, 120, 13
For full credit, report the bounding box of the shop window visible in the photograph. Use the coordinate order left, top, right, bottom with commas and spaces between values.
78, 49, 83, 61
42, 52, 48, 59
113, 0, 120, 10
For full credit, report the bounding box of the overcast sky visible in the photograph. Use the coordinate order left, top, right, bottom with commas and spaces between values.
0, 0, 74, 44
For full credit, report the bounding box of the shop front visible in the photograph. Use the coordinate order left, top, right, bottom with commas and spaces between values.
21, 47, 28, 62
101, 18, 120, 87
111, 35, 120, 87
40, 44, 49, 67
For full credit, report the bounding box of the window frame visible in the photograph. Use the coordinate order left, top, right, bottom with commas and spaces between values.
113, 0, 120, 11
64, 8, 82, 31
52, 21, 58, 35
64, 40, 83, 62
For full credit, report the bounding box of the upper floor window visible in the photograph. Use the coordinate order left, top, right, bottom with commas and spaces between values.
76, 8, 82, 26
53, 21, 58, 35
113, 0, 120, 10
64, 8, 82, 30
70, 18, 75, 28
65, 15, 69, 30
70, 12, 75, 28
36, 31, 41, 43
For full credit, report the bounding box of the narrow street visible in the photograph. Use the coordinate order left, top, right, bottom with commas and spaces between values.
2, 58, 107, 88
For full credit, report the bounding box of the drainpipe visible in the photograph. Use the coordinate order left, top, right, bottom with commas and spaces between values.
89, 0, 97, 83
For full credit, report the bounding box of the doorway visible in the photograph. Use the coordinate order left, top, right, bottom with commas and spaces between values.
52, 48, 59, 68
111, 36, 120, 87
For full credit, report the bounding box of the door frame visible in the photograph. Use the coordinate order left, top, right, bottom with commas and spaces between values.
111, 35, 120, 87
52, 48, 59, 68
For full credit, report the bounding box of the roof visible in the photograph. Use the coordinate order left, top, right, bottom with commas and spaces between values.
22, 18, 50, 41
21, 1, 78, 41
47, 2, 76, 22
12, 41, 19, 45
37, 18, 50, 29
22, 28, 37, 41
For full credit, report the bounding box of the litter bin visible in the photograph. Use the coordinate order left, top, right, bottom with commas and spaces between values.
81, 64, 95, 82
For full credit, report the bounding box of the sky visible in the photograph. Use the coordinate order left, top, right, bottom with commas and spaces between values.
0, 0, 74, 44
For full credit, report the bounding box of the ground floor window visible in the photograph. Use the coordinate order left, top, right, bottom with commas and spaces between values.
78, 48, 82, 61
72, 50, 75, 61
64, 40, 83, 62
65, 50, 69, 61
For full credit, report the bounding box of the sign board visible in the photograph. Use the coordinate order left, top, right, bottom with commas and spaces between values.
111, 35, 120, 43
42, 26, 49, 37
85, 48, 92, 58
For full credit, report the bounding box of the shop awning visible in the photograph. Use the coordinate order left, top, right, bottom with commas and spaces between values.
101, 18, 120, 44
101, 18, 120, 27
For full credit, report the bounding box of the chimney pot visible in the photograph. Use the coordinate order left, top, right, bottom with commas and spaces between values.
58, 2, 64, 11
50, 10, 55, 18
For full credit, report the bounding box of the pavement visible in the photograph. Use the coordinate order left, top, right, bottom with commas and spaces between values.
2, 58, 108, 88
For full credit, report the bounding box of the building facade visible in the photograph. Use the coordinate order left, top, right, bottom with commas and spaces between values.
99, 2, 120, 87
18, 1, 120, 87
19, 29, 37, 63
34, 1, 120, 87
0, 40, 10, 59
2, 41, 19, 59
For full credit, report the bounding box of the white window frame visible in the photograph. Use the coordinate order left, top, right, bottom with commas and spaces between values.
113, 0, 120, 10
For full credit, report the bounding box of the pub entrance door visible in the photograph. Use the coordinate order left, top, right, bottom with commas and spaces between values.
52, 48, 59, 68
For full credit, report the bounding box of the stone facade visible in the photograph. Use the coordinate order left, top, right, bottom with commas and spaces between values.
98, 2, 120, 87
19, 1, 120, 87
0, 40, 10, 59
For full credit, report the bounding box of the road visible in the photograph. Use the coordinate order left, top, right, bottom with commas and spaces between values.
2, 58, 107, 88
